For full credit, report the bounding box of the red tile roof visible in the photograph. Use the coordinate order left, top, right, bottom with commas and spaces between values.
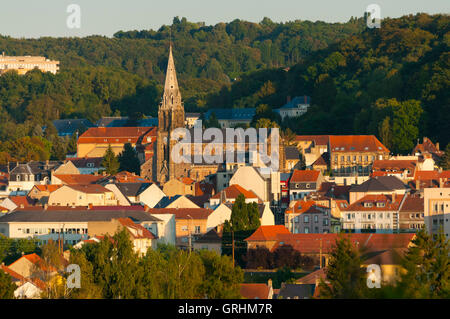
295, 135, 329, 146
117, 218, 156, 239
67, 184, 112, 194
272, 233, 415, 254
344, 194, 404, 212
290, 170, 320, 183
8, 196, 36, 208
147, 208, 213, 220
372, 160, 417, 177
413, 137, 444, 156
240, 283, 271, 299
329, 135, 389, 153
211, 184, 258, 200
399, 195, 424, 212
78, 127, 156, 144
245, 225, 291, 242
53, 174, 105, 185
32, 185, 62, 192
285, 200, 328, 215
414, 170, 440, 181
113, 171, 152, 183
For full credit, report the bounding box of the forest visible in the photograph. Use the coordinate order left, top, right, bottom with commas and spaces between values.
0, 13, 448, 160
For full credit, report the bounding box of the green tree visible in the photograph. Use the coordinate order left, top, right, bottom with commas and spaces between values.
0, 269, 15, 299
392, 100, 424, 154
439, 144, 450, 170
318, 236, 368, 299
67, 250, 102, 299
118, 143, 140, 175
394, 229, 450, 298
101, 145, 120, 175
198, 250, 243, 299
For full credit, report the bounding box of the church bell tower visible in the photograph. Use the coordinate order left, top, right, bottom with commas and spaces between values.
155, 45, 186, 184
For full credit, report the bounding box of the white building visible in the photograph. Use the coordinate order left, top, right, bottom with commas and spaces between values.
424, 187, 450, 239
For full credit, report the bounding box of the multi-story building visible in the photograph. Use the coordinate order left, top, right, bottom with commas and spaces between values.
77, 126, 157, 158
0, 53, 59, 75
342, 194, 405, 233
329, 135, 390, 178
285, 200, 332, 234
424, 187, 450, 239
398, 193, 425, 232
274, 96, 311, 120
289, 170, 324, 200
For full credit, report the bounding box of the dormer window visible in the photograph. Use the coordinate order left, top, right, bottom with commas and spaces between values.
364, 202, 373, 208
377, 202, 385, 208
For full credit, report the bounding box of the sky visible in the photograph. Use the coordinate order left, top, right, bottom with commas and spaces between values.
0, 0, 448, 38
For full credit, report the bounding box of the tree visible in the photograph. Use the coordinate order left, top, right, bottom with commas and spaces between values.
0, 269, 15, 299
392, 99, 423, 154
318, 236, 368, 299
244, 246, 273, 269
67, 250, 102, 299
439, 144, 450, 170
101, 145, 119, 175
118, 143, 140, 175
379, 116, 393, 151
198, 250, 243, 299
224, 194, 261, 232
393, 229, 450, 298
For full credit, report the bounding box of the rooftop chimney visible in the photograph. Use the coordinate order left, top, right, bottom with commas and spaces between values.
439, 178, 444, 188
436, 142, 440, 151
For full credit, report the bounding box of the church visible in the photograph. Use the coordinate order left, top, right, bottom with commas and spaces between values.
140, 46, 286, 185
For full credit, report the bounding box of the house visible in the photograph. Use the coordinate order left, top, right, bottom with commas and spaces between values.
289, 170, 324, 200
277, 283, 316, 299
311, 152, 329, 173
146, 208, 213, 248
0, 208, 169, 245
285, 200, 332, 234
342, 194, 405, 233
245, 225, 291, 250
209, 184, 260, 207
108, 182, 158, 204
185, 112, 201, 128
274, 96, 310, 120
410, 170, 450, 191
424, 187, 450, 238
155, 195, 200, 209
27, 185, 62, 205
229, 166, 281, 204
413, 137, 444, 163
371, 159, 418, 181
204, 108, 255, 128
52, 119, 94, 137
349, 175, 408, 204
257, 202, 276, 226
88, 217, 157, 256
7, 253, 56, 279
280, 173, 291, 208
51, 174, 104, 185
163, 177, 196, 197
361, 248, 406, 284
329, 135, 390, 179
240, 281, 273, 299
77, 126, 157, 158
48, 184, 119, 207
284, 146, 301, 171
295, 135, 329, 167
193, 227, 222, 254
67, 157, 103, 175
1, 264, 45, 299
270, 233, 415, 268
398, 194, 424, 232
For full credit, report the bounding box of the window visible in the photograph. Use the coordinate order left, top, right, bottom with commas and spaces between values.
314, 215, 319, 223
304, 216, 309, 223
181, 226, 188, 231
304, 227, 309, 234
194, 226, 201, 234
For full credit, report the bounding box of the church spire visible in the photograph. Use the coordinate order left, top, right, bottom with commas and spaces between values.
163, 45, 181, 105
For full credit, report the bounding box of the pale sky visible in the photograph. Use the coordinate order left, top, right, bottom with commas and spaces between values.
0, 0, 448, 38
